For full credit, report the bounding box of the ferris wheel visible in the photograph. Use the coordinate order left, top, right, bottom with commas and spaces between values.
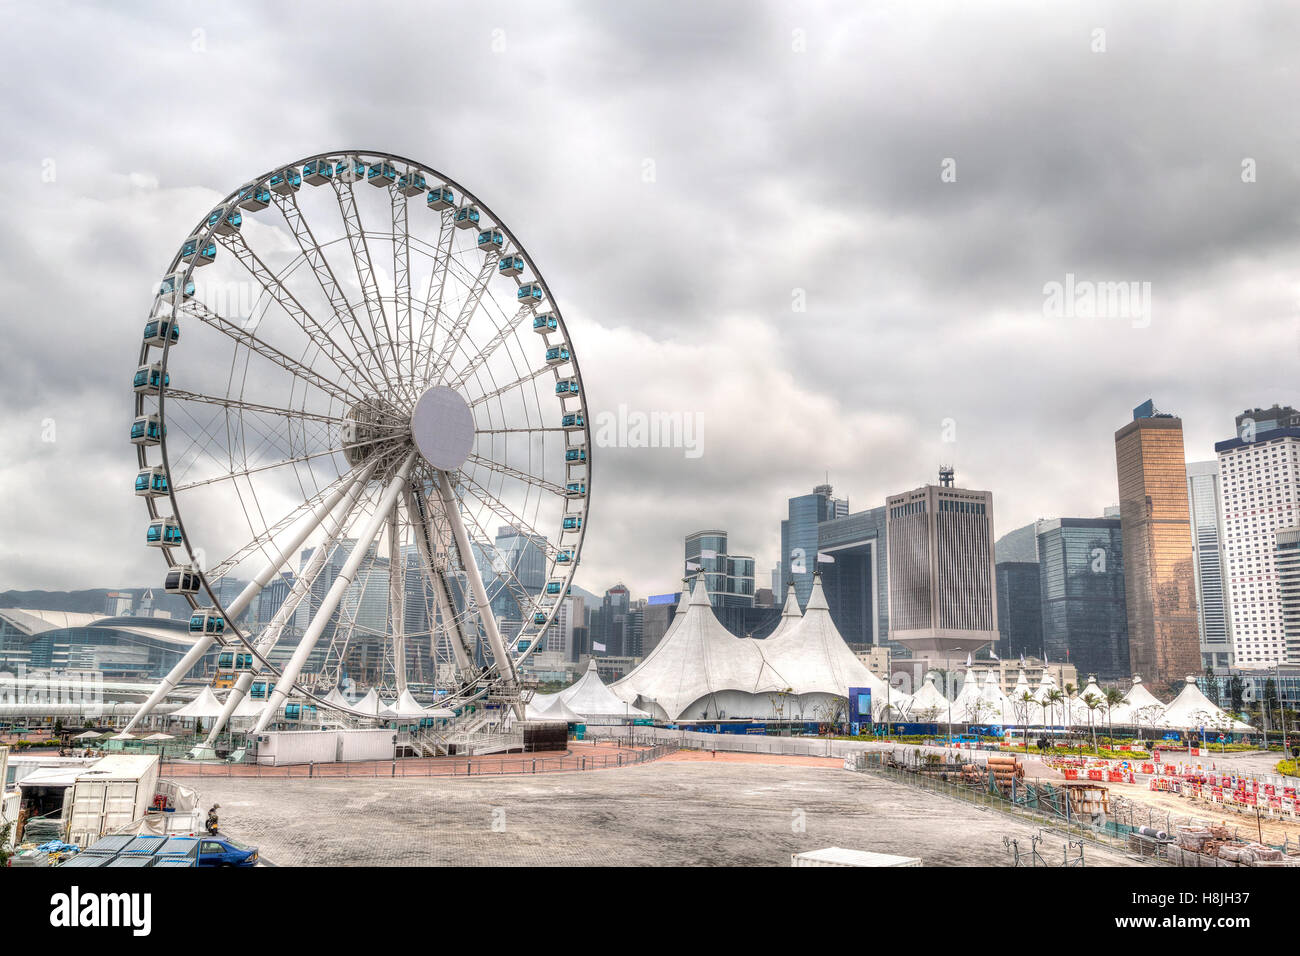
123, 151, 590, 736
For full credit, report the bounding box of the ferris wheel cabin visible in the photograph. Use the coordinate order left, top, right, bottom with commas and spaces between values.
189, 608, 225, 635
134, 465, 168, 497
236, 183, 270, 210
302, 160, 333, 185
498, 255, 525, 277
398, 170, 427, 196
561, 412, 584, 431
146, 516, 183, 548
555, 377, 579, 397
427, 186, 455, 210
159, 272, 194, 302
532, 313, 558, 334
565, 482, 587, 498
518, 282, 545, 307
142, 318, 180, 346
268, 167, 301, 194
367, 162, 397, 187
454, 205, 482, 230
545, 345, 571, 366
206, 206, 241, 236
130, 414, 165, 446
132, 363, 169, 394
476, 228, 504, 253
163, 566, 201, 594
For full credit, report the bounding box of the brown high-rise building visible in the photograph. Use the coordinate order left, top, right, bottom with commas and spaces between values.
1114, 402, 1201, 691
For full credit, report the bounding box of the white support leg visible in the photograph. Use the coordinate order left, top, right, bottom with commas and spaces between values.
255, 451, 417, 733
387, 503, 407, 694
201, 471, 372, 746
124, 464, 373, 733
405, 485, 476, 683
436, 469, 516, 683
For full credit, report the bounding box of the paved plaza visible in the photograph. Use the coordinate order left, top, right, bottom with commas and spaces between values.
199, 756, 1143, 866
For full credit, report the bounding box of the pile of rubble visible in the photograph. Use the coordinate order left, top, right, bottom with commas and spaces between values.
1165, 824, 1296, 867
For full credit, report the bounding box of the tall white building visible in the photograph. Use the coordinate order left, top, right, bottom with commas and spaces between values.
1216, 418, 1300, 665
1186, 460, 1232, 669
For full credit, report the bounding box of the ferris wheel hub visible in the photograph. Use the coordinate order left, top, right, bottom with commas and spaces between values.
411, 385, 474, 471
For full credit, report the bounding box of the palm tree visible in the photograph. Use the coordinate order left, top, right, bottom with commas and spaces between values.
1045, 689, 1065, 747
1082, 692, 1102, 752
1103, 688, 1125, 748
1017, 691, 1037, 752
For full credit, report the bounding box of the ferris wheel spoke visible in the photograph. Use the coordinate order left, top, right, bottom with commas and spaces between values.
428, 250, 500, 385
202, 467, 361, 580
412, 208, 456, 386
270, 190, 387, 391
386, 501, 408, 693
475, 426, 566, 435
446, 304, 534, 391
219, 231, 386, 396
179, 300, 362, 407
391, 191, 415, 397
468, 363, 553, 408
463, 454, 567, 497
456, 472, 560, 561
170, 437, 395, 494
164, 388, 346, 427
331, 179, 402, 392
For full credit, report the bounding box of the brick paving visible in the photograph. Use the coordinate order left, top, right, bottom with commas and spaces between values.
195, 760, 1143, 866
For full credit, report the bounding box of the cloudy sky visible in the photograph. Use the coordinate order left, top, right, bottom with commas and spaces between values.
0, 0, 1296, 599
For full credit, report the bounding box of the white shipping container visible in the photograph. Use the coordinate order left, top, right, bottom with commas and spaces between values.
67, 755, 161, 847
256, 730, 341, 766
337, 729, 397, 763
791, 847, 922, 867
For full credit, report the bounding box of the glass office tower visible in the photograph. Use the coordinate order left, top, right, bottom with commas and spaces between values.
1114, 403, 1200, 689
1186, 460, 1232, 669
1036, 518, 1129, 679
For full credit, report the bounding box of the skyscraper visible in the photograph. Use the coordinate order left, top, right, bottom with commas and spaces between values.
1278, 527, 1300, 664
1215, 412, 1300, 665
778, 483, 848, 608
1114, 401, 1200, 687
995, 560, 1042, 660
1186, 460, 1232, 669
885, 471, 997, 663
1036, 517, 1129, 679
817, 505, 889, 648
684, 530, 755, 608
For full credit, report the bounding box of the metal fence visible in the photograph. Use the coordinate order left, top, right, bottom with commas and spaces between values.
853, 751, 1171, 863
159, 741, 679, 779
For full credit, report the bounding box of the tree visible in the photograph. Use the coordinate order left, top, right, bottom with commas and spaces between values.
0, 822, 12, 866
1082, 692, 1102, 752
1103, 688, 1125, 746
1230, 675, 1245, 715
1045, 689, 1065, 742
1015, 691, 1037, 751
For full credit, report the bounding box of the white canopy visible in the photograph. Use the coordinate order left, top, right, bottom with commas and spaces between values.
383, 689, 430, 720
1114, 674, 1166, 729
320, 687, 352, 710
556, 660, 649, 722
231, 694, 267, 719
907, 674, 951, 721
170, 686, 226, 720
612, 575, 894, 722
1158, 676, 1254, 734
350, 688, 385, 717
766, 584, 803, 642
947, 667, 986, 723
532, 697, 584, 722
978, 667, 1016, 725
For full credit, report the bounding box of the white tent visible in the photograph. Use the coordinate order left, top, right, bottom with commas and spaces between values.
350, 689, 386, 718
556, 660, 649, 722
907, 674, 951, 722
1070, 676, 1110, 728
1158, 676, 1254, 734
1114, 674, 1166, 730
320, 687, 352, 710
383, 689, 430, 720
1033, 670, 1069, 727
979, 668, 1016, 725
766, 584, 804, 642
612, 575, 893, 722
231, 694, 267, 719
531, 697, 584, 722
948, 667, 987, 723
170, 686, 225, 720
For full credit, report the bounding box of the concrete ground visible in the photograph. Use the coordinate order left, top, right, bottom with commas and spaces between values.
197, 758, 1143, 866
